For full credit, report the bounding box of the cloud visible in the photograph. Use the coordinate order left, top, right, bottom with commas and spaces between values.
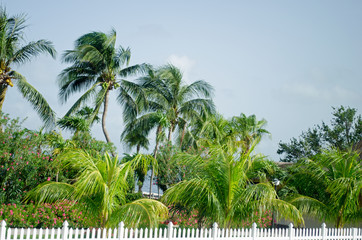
166, 55, 196, 83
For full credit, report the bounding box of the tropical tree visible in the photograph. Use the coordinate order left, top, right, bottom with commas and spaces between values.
183, 112, 270, 155
230, 113, 270, 154
138, 64, 215, 143
0, 7, 57, 127
289, 148, 362, 228
26, 149, 168, 228
58, 29, 146, 145
57, 106, 100, 134
121, 123, 149, 154
162, 143, 303, 228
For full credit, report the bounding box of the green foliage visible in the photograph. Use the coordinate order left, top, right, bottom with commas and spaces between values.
278, 106, 362, 162
0, 113, 62, 203
0, 201, 99, 228
162, 143, 303, 228
289, 148, 362, 228
71, 131, 116, 157
25, 149, 168, 228
156, 143, 184, 192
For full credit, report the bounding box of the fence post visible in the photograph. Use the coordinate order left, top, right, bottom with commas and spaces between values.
118, 221, 124, 240
321, 223, 326, 240
252, 223, 257, 240
62, 220, 69, 240
168, 222, 173, 240
289, 223, 294, 240
352, 228, 357, 240
212, 222, 218, 240
0, 220, 6, 240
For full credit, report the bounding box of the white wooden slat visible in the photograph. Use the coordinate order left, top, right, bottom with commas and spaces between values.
45, 228, 49, 240
102, 228, 107, 240
125, 228, 129, 239
13, 228, 18, 240
149, 228, 153, 239
19, 228, 25, 240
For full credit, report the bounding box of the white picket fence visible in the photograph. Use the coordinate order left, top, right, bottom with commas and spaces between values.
0, 220, 361, 240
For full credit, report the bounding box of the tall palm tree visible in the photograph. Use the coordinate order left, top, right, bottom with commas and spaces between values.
0, 8, 57, 127
26, 149, 168, 228
290, 148, 361, 228
58, 29, 146, 144
138, 64, 215, 142
162, 143, 303, 229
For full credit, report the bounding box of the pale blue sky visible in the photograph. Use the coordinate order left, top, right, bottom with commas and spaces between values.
3, 0, 362, 161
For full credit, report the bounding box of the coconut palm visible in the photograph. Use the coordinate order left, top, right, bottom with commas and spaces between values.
121, 123, 150, 154
289, 148, 362, 228
162, 143, 303, 229
138, 64, 215, 142
26, 149, 168, 228
58, 29, 146, 144
0, 8, 57, 127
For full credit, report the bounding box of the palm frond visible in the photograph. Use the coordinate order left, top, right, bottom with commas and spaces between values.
11, 39, 56, 64
13, 71, 56, 128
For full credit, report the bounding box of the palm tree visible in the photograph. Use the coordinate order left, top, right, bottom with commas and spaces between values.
121, 123, 150, 154
57, 106, 100, 134
58, 29, 146, 145
26, 149, 168, 228
138, 64, 215, 142
0, 7, 57, 127
289, 148, 361, 228
162, 143, 303, 229
230, 113, 270, 154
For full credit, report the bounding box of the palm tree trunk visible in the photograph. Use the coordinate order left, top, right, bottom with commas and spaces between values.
0, 85, 7, 112
180, 123, 187, 148
168, 127, 172, 141
136, 144, 140, 154
149, 125, 162, 198
0, 86, 7, 132
102, 90, 115, 156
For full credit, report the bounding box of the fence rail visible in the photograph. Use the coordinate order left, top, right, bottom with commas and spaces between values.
1, 220, 361, 240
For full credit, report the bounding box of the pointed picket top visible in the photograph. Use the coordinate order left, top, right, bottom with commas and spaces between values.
213, 222, 218, 229
119, 221, 125, 229
63, 220, 69, 228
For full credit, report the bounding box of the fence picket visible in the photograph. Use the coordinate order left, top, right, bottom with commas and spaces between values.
2, 222, 362, 240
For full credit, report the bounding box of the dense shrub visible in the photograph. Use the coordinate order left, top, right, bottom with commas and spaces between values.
0, 201, 99, 228
0, 114, 60, 203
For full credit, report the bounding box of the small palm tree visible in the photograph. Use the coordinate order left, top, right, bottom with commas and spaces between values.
0, 8, 57, 127
290, 148, 361, 228
230, 113, 270, 154
162, 143, 303, 228
57, 106, 100, 134
26, 149, 168, 228
58, 30, 146, 145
